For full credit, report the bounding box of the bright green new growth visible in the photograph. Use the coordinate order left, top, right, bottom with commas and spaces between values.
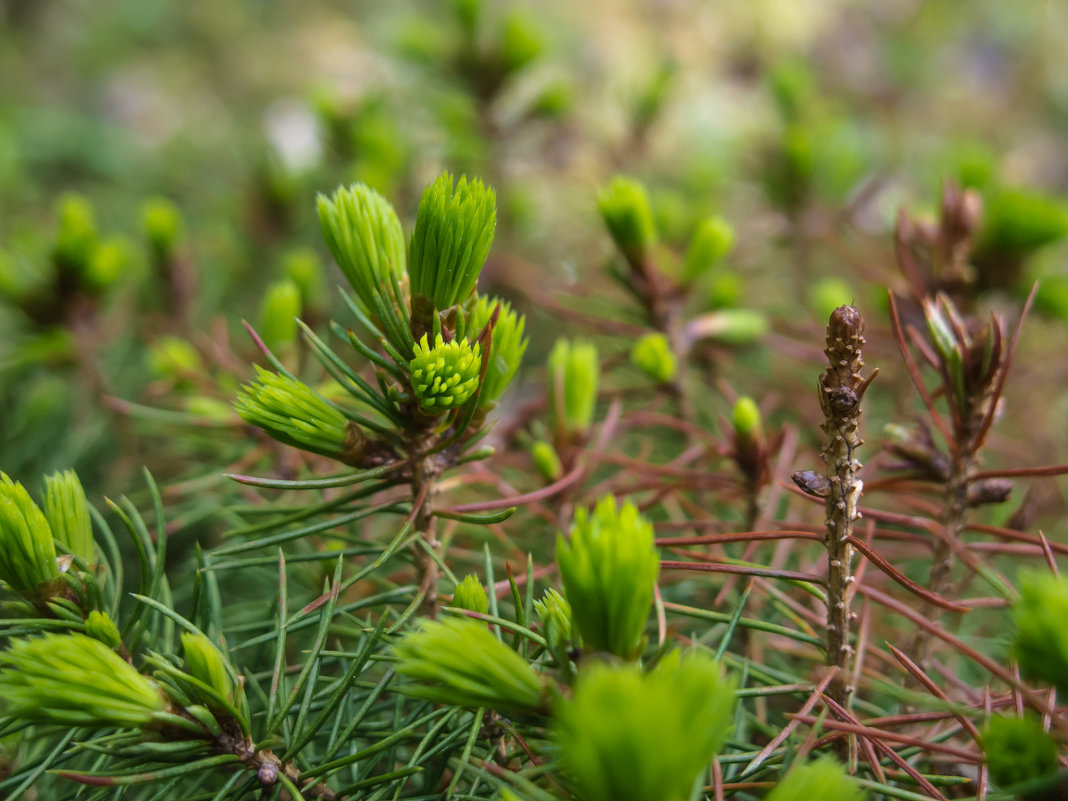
147, 336, 203, 381
409, 171, 497, 310
182, 632, 236, 707
598, 176, 657, 266
259, 278, 303, 350
141, 196, 184, 261
548, 338, 599, 436
53, 193, 97, 275
451, 574, 489, 614
468, 295, 528, 404
43, 469, 95, 565
631, 332, 677, 383
765, 757, 866, 801
982, 714, 1059, 789
732, 396, 763, 441
0, 634, 164, 729
555, 651, 736, 801
410, 334, 482, 413
684, 215, 734, 281
234, 366, 351, 460
0, 473, 60, 594
1011, 571, 1068, 695
85, 610, 122, 650
393, 616, 546, 714
556, 495, 658, 657
534, 588, 574, 654
317, 182, 407, 314
531, 440, 563, 482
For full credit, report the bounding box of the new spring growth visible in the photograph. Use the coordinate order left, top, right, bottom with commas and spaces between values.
531, 440, 563, 482
534, 588, 576, 658
451, 574, 489, 614
598, 176, 657, 270
85, 610, 122, 650
631, 332, 677, 384
684, 215, 734, 282
259, 279, 302, 351
234, 366, 356, 462
556, 495, 658, 658
554, 651, 736, 801
182, 632, 237, 711
981, 714, 1059, 789
548, 338, 599, 438
0, 634, 164, 729
0, 472, 60, 596
141, 196, 184, 264
43, 468, 95, 565
317, 182, 406, 316
53, 193, 97, 276
409, 172, 496, 312
393, 616, 547, 714
410, 334, 482, 413
764, 757, 866, 801
732, 396, 767, 489
1011, 571, 1068, 695
148, 336, 203, 382
466, 295, 527, 405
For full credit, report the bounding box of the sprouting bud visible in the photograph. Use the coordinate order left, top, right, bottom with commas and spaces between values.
631, 332, 677, 384
317, 183, 406, 315
1011, 571, 1068, 695
43, 469, 94, 566
393, 616, 546, 714
923, 294, 1003, 423
84, 236, 132, 291
234, 366, 354, 462
732, 396, 768, 488
182, 632, 236, 709
147, 336, 203, 382
409, 172, 496, 313
534, 588, 575, 655
556, 495, 658, 658
554, 651, 736, 801
466, 296, 528, 405
982, 714, 1058, 790
0, 473, 60, 596
258, 279, 302, 351
283, 247, 325, 308
0, 634, 164, 729
686, 309, 769, 345
141, 196, 184, 264
410, 334, 482, 413
765, 757, 866, 801
683, 216, 734, 282
498, 11, 543, 76
52, 193, 97, 277
531, 440, 563, 483
451, 574, 489, 614
598, 176, 657, 270
548, 338, 599, 438
732, 396, 763, 442
85, 610, 122, 650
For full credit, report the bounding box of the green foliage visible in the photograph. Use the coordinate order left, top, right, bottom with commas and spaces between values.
534, 587, 575, 656
52, 192, 98, 276
141, 196, 184, 263
410, 333, 483, 413
0, 472, 60, 594
731, 396, 763, 442
85, 610, 122, 649
556, 495, 658, 657
598, 176, 657, 267
467, 295, 528, 405
975, 190, 1068, 260
147, 336, 202, 381
683, 215, 734, 282
554, 651, 736, 801
43, 468, 95, 564
765, 757, 866, 801
982, 714, 1059, 789
409, 171, 497, 312
259, 278, 303, 351
452, 574, 489, 614
531, 439, 563, 482
631, 332, 677, 384
393, 616, 547, 713
1012, 571, 1068, 694
181, 632, 237, 710
317, 182, 407, 317
234, 366, 352, 460
0, 634, 164, 729
548, 338, 599, 437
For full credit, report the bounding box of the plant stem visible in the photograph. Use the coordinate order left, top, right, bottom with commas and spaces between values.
411, 439, 440, 618
817, 306, 875, 720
